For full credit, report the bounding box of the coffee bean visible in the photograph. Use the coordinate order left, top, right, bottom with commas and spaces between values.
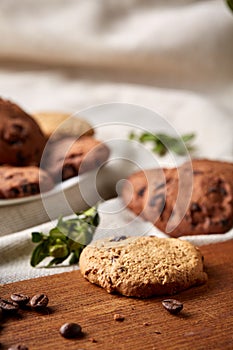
60, 323, 82, 339
10, 293, 30, 306
162, 299, 183, 314
30, 294, 49, 309
0, 298, 19, 314
8, 345, 28, 350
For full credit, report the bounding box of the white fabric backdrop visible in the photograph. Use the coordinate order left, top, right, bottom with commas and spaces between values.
0, 0, 232, 283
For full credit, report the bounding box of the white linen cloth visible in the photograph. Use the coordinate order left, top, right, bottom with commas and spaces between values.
0, 0, 232, 283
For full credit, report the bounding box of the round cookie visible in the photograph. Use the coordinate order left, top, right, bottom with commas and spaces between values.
0, 166, 54, 199
79, 236, 207, 298
0, 98, 47, 166
144, 159, 233, 236
42, 136, 110, 182
32, 112, 94, 141
123, 159, 233, 237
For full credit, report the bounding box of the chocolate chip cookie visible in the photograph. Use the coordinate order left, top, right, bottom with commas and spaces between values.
42, 136, 110, 182
0, 98, 47, 166
122, 159, 233, 237
32, 112, 94, 141
79, 236, 207, 298
0, 166, 54, 199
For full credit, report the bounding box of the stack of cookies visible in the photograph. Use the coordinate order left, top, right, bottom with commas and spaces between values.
0, 97, 109, 199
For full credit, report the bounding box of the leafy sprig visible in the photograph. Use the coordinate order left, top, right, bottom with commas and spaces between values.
30, 206, 99, 267
129, 131, 195, 156
226, 0, 233, 12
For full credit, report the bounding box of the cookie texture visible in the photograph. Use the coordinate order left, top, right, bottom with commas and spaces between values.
79, 236, 207, 298
122, 159, 233, 237
42, 136, 110, 182
32, 112, 94, 140
0, 98, 47, 166
0, 166, 54, 199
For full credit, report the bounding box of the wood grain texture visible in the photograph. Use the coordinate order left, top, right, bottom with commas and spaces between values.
0, 240, 233, 350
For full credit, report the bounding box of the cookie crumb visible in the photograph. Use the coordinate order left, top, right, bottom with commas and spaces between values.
114, 313, 125, 322
89, 338, 97, 343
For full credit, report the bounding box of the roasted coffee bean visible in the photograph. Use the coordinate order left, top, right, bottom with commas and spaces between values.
162, 299, 183, 315
30, 294, 49, 309
10, 293, 30, 306
0, 298, 19, 314
8, 344, 28, 350
60, 323, 82, 339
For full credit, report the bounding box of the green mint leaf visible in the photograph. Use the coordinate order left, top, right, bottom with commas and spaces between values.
227, 0, 233, 12
30, 206, 99, 268
30, 242, 48, 267
128, 131, 196, 157
31, 232, 43, 243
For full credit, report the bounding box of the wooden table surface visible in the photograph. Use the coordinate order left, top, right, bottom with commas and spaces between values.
0, 240, 233, 350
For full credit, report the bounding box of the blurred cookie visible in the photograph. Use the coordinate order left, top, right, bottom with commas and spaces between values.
121, 168, 168, 217
0, 166, 54, 199
0, 98, 47, 166
79, 236, 207, 298
122, 159, 233, 237
32, 112, 94, 141
42, 136, 110, 182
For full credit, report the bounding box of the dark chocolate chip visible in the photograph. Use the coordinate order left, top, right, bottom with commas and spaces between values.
62, 164, 77, 180
149, 193, 165, 207
137, 186, 146, 197
109, 236, 127, 242
220, 218, 229, 227
10, 187, 20, 195
190, 203, 201, 212
155, 183, 165, 190
29, 183, 39, 195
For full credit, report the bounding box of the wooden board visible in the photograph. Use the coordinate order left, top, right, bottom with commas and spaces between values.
0, 240, 233, 350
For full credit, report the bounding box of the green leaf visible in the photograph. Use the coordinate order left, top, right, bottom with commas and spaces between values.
30, 206, 99, 268
227, 0, 233, 12
128, 130, 196, 157
139, 133, 157, 143
46, 256, 69, 267
31, 232, 43, 243
30, 242, 48, 267
181, 133, 195, 143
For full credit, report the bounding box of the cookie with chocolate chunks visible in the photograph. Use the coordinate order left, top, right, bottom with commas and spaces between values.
79, 236, 207, 298
122, 159, 233, 237
0, 166, 54, 199
42, 136, 110, 182
0, 98, 46, 166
